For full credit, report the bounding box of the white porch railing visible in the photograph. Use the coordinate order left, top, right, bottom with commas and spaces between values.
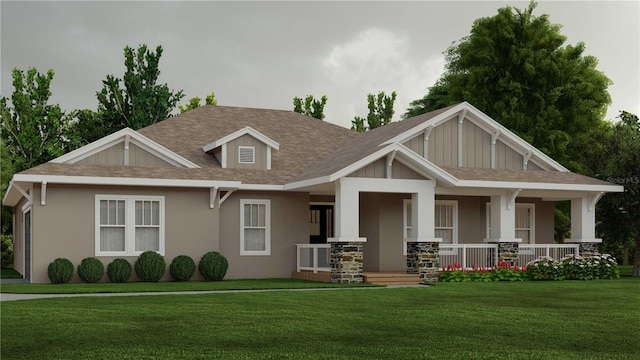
440, 244, 499, 269
296, 244, 331, 273
518, 244, 580, 265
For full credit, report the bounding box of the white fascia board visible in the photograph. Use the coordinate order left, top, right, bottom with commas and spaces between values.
238, 184, 286, 191
51, 128, 200, 169
285, 176, 333, 191
202, 126, 280, 153
456, 179, 624, 193
10, 173, 240, 189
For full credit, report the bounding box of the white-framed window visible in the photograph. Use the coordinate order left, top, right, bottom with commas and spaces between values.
402, 199, 458, 255
485, 203, 535, 243
240, 199, 270, 255
95, 195, 165, 256
238, 146, 255, 164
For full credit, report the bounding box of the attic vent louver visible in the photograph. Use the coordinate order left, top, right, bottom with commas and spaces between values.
238, 146, 255, 164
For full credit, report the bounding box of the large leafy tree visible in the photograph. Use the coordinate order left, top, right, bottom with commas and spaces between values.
64, 109, 111, 150
404, 1, 611, 169
0, 67, 69, 235
351, 91, 397, 132
293, 95, 327, 120
0, 68, 68, 173
97, 44, 184, 131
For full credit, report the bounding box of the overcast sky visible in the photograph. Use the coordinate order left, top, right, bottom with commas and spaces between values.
1, 1, 638, 129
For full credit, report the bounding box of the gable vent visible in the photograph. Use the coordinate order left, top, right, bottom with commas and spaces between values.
238, 146, 255, 164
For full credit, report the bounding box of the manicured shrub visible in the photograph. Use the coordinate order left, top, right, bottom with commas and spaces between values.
439, 262, 527, 282
561, 253, 620, 280
135, 251, 166, 282
1, 235, 14, 268
47, 258, 74, 284
170, 255, 196, 282
199, 251, 229, 281
107, 258, 132, 283
77, 257, 105, 283
526, 256, 564, 280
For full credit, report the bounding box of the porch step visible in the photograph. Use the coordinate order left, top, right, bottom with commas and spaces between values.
363, 272, 420, 286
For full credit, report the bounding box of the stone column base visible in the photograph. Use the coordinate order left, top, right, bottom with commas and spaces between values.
330, 242, 363, 284
497, 242, 519, 267
407, 242, 440, 284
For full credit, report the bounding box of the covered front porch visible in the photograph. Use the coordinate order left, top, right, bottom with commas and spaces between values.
293, 176, 607, 284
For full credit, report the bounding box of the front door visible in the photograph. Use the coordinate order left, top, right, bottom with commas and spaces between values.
309, 205, 334, 244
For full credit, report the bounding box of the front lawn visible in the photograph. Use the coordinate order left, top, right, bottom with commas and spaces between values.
0, 268, 22, 279
1, 278, 638, 359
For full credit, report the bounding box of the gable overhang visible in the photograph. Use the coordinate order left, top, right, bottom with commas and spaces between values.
2, 172, 241, 207
381, 102, 568, 172
51, 128, 200, 168
202, 126, 280, 153
285, 143, 459, 191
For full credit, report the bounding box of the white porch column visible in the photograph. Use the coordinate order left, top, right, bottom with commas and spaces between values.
485, 190, 521, 243
566, 195, 602, 244
329, 178, 366, 242
410, 190, 439, 242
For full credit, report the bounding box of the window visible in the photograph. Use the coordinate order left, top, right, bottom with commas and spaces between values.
238, 146, 255, 164
240, 199, 270, 255
486, 203, 534, 243
402, 199, 457, 255
95, 195, 164, 256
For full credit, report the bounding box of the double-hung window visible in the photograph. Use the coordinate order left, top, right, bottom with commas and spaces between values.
485, 203, 535, 243
402, 199, 457, 255
240, 199, 270, 255
95, 195, 164, 256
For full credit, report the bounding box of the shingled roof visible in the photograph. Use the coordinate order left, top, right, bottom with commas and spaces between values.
15, 104, 619, 190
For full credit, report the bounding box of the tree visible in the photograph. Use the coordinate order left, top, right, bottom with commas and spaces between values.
293, 95, 327, 120
96, 44, 184, 131
179, 91, 218, 113
351, 91, 397, 132
0, 68, 68, 173
64, 109, 111, 151
404, 1, 611, 168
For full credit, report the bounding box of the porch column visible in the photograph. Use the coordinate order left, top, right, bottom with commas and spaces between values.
329, 178, 366, 283
566, 194, 602, 257
485, 191, 521, 266
406, 186, 442, 284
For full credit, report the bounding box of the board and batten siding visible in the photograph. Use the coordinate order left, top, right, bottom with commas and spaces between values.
495, 140, 524, 170
462, 120, 492, 168
348, 158, 423, 180
76, 142, 173, 167
402, 133, 424, 157
427, 118, 458, 167
225, 134, 269, 170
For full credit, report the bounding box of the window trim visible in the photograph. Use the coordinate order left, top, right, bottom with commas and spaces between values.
240, 199, 271, 256
238, 146, 256, 164
95, 195, 165, 257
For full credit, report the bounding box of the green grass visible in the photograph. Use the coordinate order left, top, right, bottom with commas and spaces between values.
0, 268, 22, 279
2, 278, 639, 359
0, 278, 377, 294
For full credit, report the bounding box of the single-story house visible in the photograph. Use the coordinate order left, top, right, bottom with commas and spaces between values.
3, 102, 623, 283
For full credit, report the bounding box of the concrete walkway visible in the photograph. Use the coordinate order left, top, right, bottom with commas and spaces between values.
0, 284, 424, 302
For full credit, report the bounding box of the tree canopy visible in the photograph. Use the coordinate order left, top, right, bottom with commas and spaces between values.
179, 91, 218, 113
0, 68, 68, 173
293, 95, 327, 120
351, 91, 397, 132
96, 44, 184, 131
404, 1, 611, 169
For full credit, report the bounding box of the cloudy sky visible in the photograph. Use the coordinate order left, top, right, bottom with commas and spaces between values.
1, 1, 638, 129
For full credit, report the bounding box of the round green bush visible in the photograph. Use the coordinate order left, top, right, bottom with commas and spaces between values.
107, 258, 132, 283
170, 255, 196, 282
77, 257, 104, 283
47, 258, 74, 284
134, 251, 166, 282
198, 251, 228, 281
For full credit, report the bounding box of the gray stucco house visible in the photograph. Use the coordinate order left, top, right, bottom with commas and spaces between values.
3, 102, 623, 283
